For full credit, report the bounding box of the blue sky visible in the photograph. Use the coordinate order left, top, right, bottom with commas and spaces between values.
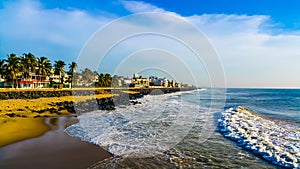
0, 0, 300, 88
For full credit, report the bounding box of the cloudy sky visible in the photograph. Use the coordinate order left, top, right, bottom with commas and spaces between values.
0, 0, 300, 88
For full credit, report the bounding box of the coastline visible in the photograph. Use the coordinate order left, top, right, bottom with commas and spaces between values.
0, 115, 112, 169
0, 87, 196, 168
0, 117, 49, 147
0, 93, 115, 146
0, 87, 195, 147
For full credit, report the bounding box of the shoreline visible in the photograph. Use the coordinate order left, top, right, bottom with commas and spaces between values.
0, 87, 195, 147
0, 93, 115, 147
0, 115, 112, 169
0, 117, 50, 147
0, 87, 196, 168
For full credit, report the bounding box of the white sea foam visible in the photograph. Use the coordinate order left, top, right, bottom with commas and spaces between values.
65, 90, 216, 157
219, 106, 300, 168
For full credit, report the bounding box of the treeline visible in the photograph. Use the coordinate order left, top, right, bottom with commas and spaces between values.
72, 68, 118, 87
0, 53, 116, 88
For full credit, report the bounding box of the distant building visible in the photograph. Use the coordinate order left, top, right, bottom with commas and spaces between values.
131, 74, 150, 88
49, 73, 71, 88
123, 77, 132, 85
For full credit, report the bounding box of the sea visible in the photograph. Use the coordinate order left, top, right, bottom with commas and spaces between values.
66, 88, 300, 168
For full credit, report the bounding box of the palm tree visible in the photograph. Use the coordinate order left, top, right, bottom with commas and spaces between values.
21, 53, 37, 79
68, 62, 77, 75
104, 73, 112, 87
97, 73, 104, 87
54, 60, 66, 85
37, 57, 52, 76
5, 54, 21, 88
0, 59, 6, 80
37, 57, 52, 87
67, 62, 77, 87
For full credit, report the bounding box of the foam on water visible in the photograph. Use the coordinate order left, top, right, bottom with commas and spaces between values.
219, 106, 300, 168
65, 90, 212, 157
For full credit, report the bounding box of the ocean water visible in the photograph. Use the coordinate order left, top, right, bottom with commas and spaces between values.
66, 88, 300, 168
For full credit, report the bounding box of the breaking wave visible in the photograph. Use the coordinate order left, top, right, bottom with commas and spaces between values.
65, 90, 214, 158
219, 106, 300, 168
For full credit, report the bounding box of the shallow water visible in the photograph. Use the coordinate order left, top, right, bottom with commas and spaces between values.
66, 88, 299, 168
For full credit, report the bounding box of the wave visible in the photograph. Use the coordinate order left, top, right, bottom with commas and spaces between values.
65, 89, 211, 157
218, 106, 300, 168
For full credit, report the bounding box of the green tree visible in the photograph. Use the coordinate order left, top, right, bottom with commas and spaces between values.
5, 54, 21, 88
103, 73, 112, 87
0, 59, 6, 79
37, 57, 52, 76
81, 68, 96, 87
37, 56, 52, 86
21, 53, 37, 79
112, 75, 119, 87
54, 60, 66, 84
97, 73, 104, 87
68, 62, 77, 75
67, 62, 77, 87
96, 73, 112, 87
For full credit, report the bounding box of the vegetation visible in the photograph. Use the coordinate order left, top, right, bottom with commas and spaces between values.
97, 73, 112, 87
67, 62, 77, 85
37, 56, 52, 77
0, 52, 183, 89
0, 59, 5, 79
21, 53, 38, 79
53, 60, 66, 85
5, 54, 21, 88
0, 53, 115, 88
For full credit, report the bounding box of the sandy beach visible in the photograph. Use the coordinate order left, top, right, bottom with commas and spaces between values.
0, 115, 112, 169
0, 93, 115, 146
0, 89, 118, 168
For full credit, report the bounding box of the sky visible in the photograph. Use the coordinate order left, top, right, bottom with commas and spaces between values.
0, 0, 300, 88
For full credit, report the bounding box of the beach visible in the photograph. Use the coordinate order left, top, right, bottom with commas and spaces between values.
0, 115, 112, 169
1, 88, 292, 168
0, 87, 193, 168
0, 88, 118, 168
0, 89, 116, 146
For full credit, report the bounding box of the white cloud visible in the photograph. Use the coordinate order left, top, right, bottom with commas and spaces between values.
121, 0, 180, 18
120, 1, 300, 88
1, 0, 299, 87
0, 0, 114, 62
121, 0, 165, 13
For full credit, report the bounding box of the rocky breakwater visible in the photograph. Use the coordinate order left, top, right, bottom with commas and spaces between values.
60, 87, 196, 115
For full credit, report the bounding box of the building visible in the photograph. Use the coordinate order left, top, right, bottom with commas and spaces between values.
0, 70, 72, 89
123, 77, 132, 85
131, 74, 150, 88
49, 73, 71, 88
149, 76, 168, 87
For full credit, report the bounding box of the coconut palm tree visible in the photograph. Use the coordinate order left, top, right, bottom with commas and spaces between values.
21, 53, 37, 79
0, 59, 6, 80
67, 62, 77, 87
97, 73, 104, 87
5, 54, 21, 88
37, 57, 52, 76
37, 57, 52, 88
54, 60, 66, 85
68, 62, 77, 75
104, 73, 112, 87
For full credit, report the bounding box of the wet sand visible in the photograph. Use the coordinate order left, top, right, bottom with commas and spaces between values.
0, 115, 112, 169
0, 94, 115, 146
